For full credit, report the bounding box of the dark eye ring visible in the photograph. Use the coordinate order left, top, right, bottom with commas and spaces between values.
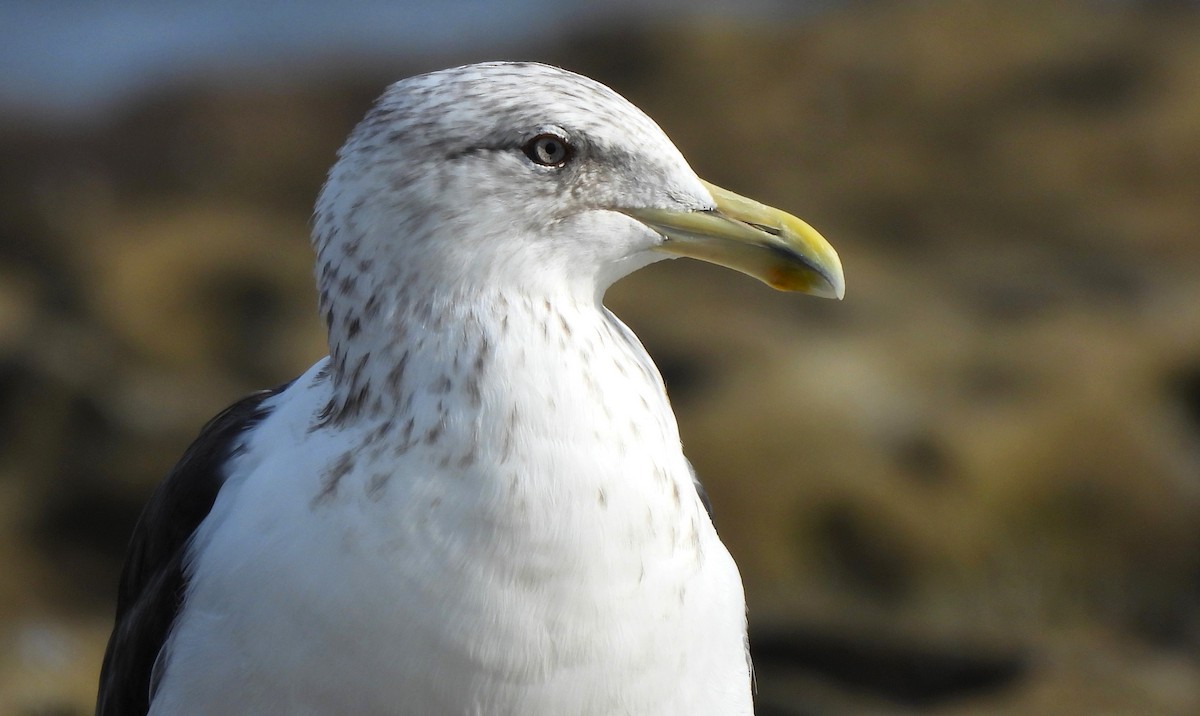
522, 133, 573, 167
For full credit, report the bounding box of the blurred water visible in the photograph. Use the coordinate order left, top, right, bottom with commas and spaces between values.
0, 0, 833, 124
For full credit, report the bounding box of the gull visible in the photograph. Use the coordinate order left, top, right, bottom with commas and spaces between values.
97, 61, 843, 716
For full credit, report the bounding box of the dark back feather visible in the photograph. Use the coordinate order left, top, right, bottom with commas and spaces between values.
96, 384, 289, 716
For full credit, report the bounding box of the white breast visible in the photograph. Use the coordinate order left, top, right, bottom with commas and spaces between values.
149, 302, 752, 715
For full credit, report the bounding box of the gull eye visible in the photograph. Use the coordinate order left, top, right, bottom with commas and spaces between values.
522, 133, 573, 167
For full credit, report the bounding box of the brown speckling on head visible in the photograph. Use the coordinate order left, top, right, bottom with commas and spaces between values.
582, 370, 601, 399
653, 464, 669, 486
313, 452, 356, 506
367, 395, 384, 419
325, 382, 370, 426
466, 340, 490, 387
365, 419, 392, 445
414, 301, 433, 325
366, 472, 390, 501
348, 352, 369, 385
457, 447, 476, 469
311, 399, 335, 432
386, 352, 410, 392
391, 417, 417, 457
475, 334, 491, 364
498, 419, 515, 464
362, 293, 381, 320
464, 375, 482, 408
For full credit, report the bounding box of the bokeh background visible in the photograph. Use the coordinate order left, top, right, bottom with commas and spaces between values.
2, 0, 1199, 713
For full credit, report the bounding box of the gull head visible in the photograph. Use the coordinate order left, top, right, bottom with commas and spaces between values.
312, 61, 843, 320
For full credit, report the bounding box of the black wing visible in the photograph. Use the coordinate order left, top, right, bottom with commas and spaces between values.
96, 383, 290, 716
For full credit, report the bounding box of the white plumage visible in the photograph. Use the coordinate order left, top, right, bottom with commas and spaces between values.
98, 61, 843, 716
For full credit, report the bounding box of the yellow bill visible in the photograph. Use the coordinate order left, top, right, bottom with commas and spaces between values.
624, 180, 844, 299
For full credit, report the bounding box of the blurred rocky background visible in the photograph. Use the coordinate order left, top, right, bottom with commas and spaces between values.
2, 0, 1199, 713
